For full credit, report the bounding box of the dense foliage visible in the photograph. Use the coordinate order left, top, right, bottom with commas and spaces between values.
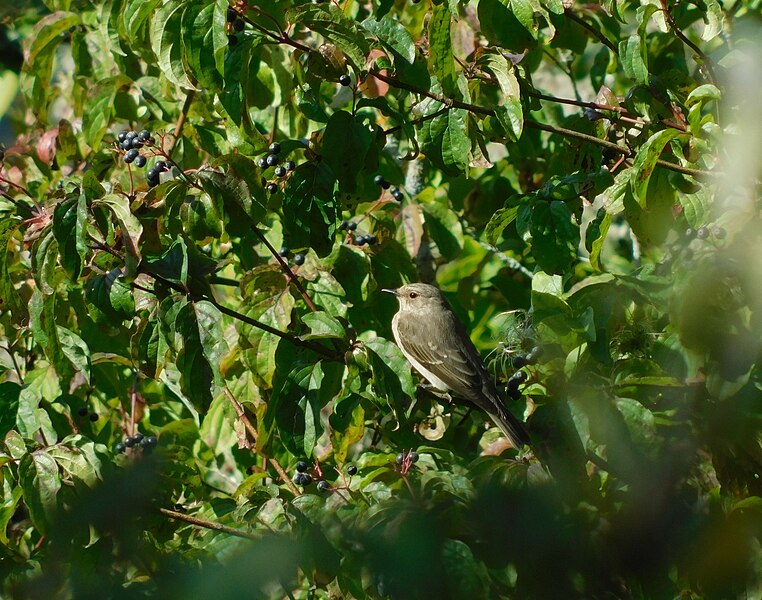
1, 0, 761, 597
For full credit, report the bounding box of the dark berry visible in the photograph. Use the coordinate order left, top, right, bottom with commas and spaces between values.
339, 221, 348, 231
409, 452, 419, 463
300, 473, 313, 486
117, 131, 127, 143
279, 246, 290, 257
507, 387, 522, 400
266, 153, 279, 166
356, 235, 367, 246
154, 160, 167, 172
366, 235, 377, 245
228, 33, 238, 45
266, 182, 278, 194
120, 141, 132, 151
284, 160, 296, 171
124, 149, 139, 164
233, 18, 245, 31
125, 130, 137, 139
696, 227, 709, 239
510, 370, 528, 384
296, 460, 308, 473
347, 221, 357, 231
527, 346, 543, 364
146, 136, 156, 145
712, 226, 726, 239
507, 377, 522, 393
226, 7, 237, 22
138, 129, 150, 141
124, 436, 137, 448
134, 155, 147, 168
77, 406, 89, 417
339, 74, 351, 86
141, 435, 158, 448
346, 464, 357, 476
147, 174, 160, 187
89, 412, 99, 422
268, 142, 281, 154
274, 166, 286, 177
317, 480, 331, 492
257, 157, 267, 168
391, 187, 404, 201
685, 228, 695, 238
374, 175, 390, 189
292, 472, 304, 484
115, 442, 126, 453
293, 253, 306, 266
396, 453, 404, 465
133, 432, 145, 444
511, 355, 528, 369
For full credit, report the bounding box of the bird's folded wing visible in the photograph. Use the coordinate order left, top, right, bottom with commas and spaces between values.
395, 311, 482, 396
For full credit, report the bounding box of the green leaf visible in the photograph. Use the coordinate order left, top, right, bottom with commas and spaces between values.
418, 104, 470, 174
484, 206, 519, 246
528, 201, 579, 275
52, 190, 88, 280
173, 300, 220, 411
93, 194, 143, 277
0, 218, 27, 324
150, 0, 194, 89
629, 129, 683, 207
428, 4, 457, 97
19, 452, 61, 536
85, 269, 135, 323
0, 383, 21, 438
363, 336, 415, 419
239, 267, 294, 388
270, 361, 343, 457
56, 326, 91, 386
183, 0, 226, 91
361, 16, 415, 65
287, 4, 369, 69
302, 312, 346, 341
421, 201, 464, 259
619, 34, 648, 85
586, 208, 611, 271
321, 111, 373, 194
701, 0, 724, 41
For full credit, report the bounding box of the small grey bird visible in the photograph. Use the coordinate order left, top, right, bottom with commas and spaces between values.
384, 283, 530, 449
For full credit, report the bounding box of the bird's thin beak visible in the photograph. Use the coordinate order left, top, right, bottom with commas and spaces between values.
382, 288, 398, 296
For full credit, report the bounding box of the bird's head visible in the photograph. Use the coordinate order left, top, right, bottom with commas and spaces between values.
383, 283, 448, 311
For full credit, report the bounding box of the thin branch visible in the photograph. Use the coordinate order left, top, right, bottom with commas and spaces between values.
251, 228, 320, 313
170, 91, 196, 154
158, 508, 263, 541
223, 386, 301, 496
208, 296, 340, 359
658, 0, 717, 85
564, 9, 619, 54
383, 106, 449, 136
369, 69, 716, 177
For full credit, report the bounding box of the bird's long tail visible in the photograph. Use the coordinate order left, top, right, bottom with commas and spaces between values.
488, 403, 530, 449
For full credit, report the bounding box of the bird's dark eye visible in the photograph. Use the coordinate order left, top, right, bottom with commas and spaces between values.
409, 292, 418, 299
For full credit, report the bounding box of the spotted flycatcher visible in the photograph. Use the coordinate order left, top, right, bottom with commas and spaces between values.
384, 283, 530, 449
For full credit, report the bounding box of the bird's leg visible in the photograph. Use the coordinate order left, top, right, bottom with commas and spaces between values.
416, 384, 452, 404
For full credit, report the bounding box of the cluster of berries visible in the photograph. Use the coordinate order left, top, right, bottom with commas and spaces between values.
278, 246, 306, 266
510, 346, 543, 369
686, 226, 726, 240
292, 461, 357, 493
227, 7, 245, 45
114, 432, 159, 455
339, 220, 377, 246
118, 129, 155, 168
76, 406, 100, 422
373, 175, 403, 201
257, 142, 296, 194
396, 451, 419, 466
